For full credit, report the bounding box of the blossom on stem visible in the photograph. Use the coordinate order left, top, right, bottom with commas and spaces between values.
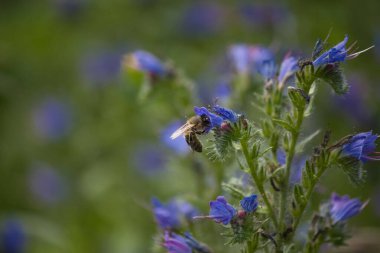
193, 196, 236, 225
313, 35, 373, 67
249, 46, 276, 79
194, 106, 223, 131
329, 193, 367, 224
228, 44, 251, 74
124, 50, 166, 77
212, 105, 239, 123
240, 194, 258, 213
341, 131, 379, 162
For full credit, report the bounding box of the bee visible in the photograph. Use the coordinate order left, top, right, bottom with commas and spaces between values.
170, 114, 211, 152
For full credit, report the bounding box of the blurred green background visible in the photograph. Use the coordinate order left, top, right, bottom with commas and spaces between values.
0, 0, 380, 252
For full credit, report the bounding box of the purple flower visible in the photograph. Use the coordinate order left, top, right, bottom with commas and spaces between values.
1, 219, 25, 253
276, 149, 305, 184
341, 131, 379, 162
152, 198, 181, 230
240, 194, 258, 213
28, 165, 67, 205
278, 55, 298, 85
124, 50, 166, 77
212, 105, 239, 123
329, 193, 366, 224
32, 97, 72, 140
249, 46, 276, 79
163, 232, 192, 253
132, 144, 167, 176
213, 79, 231, 100
180, 3, 224, 37
194, 106, 223, 131
183, 232, 211, 253
228, 44, 251, 74
203, 196, 237, 225
81, 50, 122, 86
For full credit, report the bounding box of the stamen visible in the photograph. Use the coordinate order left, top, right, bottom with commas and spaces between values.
347, 46, 375, 59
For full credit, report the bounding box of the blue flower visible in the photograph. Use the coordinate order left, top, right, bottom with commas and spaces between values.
212, 105, 239, 123
313, 36, 349, 66
81, 50, 122, 86
276, 148, 286, 165
28, 164, 67, 205
132, 144, 167, 176
278, 55, 298, 85
124, 50, 166, 77
208, 196, 237, 225
180, 3, 224, 37
173, 200, 199, 221
183, 232, 211, 253
194, 106, 223, 131
1, 219, 26, 253
249, 46, 276, 79
329, 193, 366, 224
152, 198, 181, 230
228, 44, 251, 74
161, 121, 190, 155
341, 131, 379, 162
163, 232, 192, 253
240, 194, 258, 213
32, 97, 72, 140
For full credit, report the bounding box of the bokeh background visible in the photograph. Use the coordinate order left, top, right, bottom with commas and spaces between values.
1, 0, 380, 252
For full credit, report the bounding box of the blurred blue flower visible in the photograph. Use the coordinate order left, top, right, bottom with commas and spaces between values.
276, 148, 286, 165
163, 231, 192, 253
174, 200, 199, 221
194, 106, 223, 131
152, 198, 198, 229
1, 219, 25, 253
334, 74, 372, 124
278, 55, 298, 85
213, 78, 232, 100
276, 149, 305, 184
313, 36, 349, 66
249, 46, 276, 79
81, 50, 122, 86
341, 131, 379, 162
240, 194, 258, 213
180, 2, 224, 37
152, 198, 181, 230
132, 144, 167, 176
228, 44, 251, 74
53, 0, 86, 18
28, 165, 67, 205
329, 193, 366, 224
32, 97, 72, 140
161, 121, 189, 155
239, 3, 290, 27
124, 50, 166, 77
183, 232, 211, 253
207, 196, 236, 225
212, 105, 239, 123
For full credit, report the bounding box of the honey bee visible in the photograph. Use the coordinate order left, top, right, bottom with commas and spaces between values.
170, 114, 211, 152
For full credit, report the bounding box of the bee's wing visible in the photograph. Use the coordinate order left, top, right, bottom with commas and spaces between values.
170, 122, 194, 139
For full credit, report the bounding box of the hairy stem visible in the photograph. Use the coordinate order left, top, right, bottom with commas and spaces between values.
292, 163, 328, 236
240, 139, 279, 229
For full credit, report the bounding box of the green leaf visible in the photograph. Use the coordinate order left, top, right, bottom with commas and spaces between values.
296, 129, 321, 153
272, 118, 295, 133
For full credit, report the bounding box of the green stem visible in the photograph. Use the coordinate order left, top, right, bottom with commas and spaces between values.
240, 139, 279, 229
277, 106, 305, 250
292, 164, 328, 236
